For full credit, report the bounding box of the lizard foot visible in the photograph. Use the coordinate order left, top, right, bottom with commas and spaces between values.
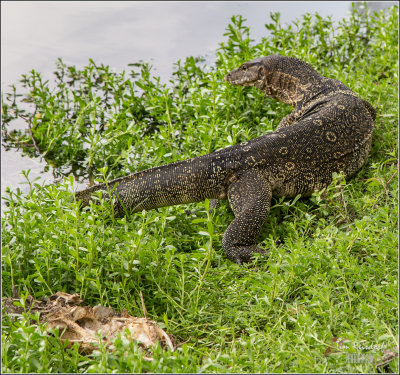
226, 245, 268, 265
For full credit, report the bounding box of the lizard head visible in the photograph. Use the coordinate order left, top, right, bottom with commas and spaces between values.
225, 55, 318, 86
224, 58, 265, 87
225, 55, 320, 105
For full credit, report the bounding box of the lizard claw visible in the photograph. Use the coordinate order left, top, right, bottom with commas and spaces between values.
228, 245, 268, 265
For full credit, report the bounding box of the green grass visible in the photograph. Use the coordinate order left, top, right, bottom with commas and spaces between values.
1, 3, 398, 373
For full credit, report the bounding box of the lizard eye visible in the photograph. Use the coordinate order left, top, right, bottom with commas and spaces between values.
241, 64, 247, 71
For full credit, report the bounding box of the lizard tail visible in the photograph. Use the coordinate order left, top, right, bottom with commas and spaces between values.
74, 153, 234, 216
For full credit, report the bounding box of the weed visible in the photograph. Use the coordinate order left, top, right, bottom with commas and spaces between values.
1, 4, 398, 373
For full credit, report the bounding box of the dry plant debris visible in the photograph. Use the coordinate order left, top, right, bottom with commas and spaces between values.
3, 290, 174, 355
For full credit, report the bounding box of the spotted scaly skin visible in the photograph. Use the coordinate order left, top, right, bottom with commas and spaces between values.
75, 55, 376, 264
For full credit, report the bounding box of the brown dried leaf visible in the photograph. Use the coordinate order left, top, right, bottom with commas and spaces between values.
287, 305, 304, 314
324, 337, 349, 357
2, 291, 174, 355
376, 346, 399, 368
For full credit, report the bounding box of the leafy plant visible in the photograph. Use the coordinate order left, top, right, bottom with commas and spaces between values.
2, 3, 398, 373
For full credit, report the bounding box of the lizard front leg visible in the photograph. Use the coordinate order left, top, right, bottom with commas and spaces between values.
222, 170, 272, 264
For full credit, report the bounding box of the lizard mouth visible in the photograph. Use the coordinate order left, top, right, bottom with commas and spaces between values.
224, 74, 257, 86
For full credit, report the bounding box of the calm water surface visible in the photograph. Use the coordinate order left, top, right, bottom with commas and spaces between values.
0, 1, 394, 198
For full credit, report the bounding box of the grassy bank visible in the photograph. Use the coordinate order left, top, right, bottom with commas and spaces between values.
2, 4, 398, 373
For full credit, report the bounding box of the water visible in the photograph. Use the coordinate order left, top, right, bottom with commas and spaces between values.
1, 1, 395, 198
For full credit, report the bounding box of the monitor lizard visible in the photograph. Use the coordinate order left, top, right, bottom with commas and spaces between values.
75, 55, 376, 264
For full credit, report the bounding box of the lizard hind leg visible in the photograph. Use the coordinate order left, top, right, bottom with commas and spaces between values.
222, 170, 272, 264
